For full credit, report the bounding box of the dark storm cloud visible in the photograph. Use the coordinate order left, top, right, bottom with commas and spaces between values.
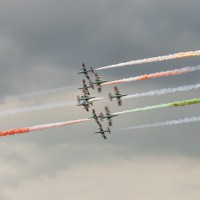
0, 0, 199, 95
0, 0, 198, 63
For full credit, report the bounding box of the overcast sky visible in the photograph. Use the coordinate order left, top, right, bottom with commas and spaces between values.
0, 0, 200, 199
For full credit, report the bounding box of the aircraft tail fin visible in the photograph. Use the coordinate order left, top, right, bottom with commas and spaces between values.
90, 66, 94, 74
89, 82, 94, 89
99, 113, 104, 122
109, 93, 113, 101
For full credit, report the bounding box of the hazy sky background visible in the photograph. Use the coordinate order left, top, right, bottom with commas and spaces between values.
0, 0, 200, 199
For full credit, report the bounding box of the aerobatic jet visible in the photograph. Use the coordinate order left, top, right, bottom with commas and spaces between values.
91, 72, 107, 92
77, 96, 91, 111
109, 86, 127, 106
90, 109, 101, 126
99, 106, 118, 126
78, 63, 94, 80
78, 79, 94, 95
95, 124, 111, 139
77, 94, 95, 112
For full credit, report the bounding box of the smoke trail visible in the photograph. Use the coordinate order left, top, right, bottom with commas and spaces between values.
0, 86, 74, 102
123, 83, 200, 99
0, 101, 75, 117
0, 97, 103, 117
0, 119, 91, 137
101, 65, 200, 86
118, 116, 200, 130
114, 98, 200, 116
96, 50, 200, 70
88, 97, 103, 102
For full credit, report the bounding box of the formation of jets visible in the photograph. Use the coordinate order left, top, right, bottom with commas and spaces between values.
77, 63, 126, 139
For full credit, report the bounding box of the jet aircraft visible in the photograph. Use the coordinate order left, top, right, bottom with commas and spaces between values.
90, 109, 101, 126
109, 86, 127, 106
95, 125, 111, 139
99, 106, 118, 126
78, 79, 94, 95
78, 63, 94, 80
77, 94, 95, 112
91, 72, 107, 92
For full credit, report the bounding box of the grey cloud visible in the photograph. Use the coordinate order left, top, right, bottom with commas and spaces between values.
4, 156, 200, 200
0, 1, 200, 199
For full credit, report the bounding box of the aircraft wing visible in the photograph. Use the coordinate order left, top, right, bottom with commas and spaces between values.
118, 99, 122, 106
102, 134, 107, 139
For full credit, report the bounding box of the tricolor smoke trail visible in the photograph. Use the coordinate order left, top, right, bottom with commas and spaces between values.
101, 65, 200, 86
114, 98, 200, 116
96, 50, 200, 70
0, 119, 90, 137
123, 83, 200, 99
118, 116, 200, 130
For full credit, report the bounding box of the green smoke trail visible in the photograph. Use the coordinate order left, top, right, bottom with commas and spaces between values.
114, 98, 200, 115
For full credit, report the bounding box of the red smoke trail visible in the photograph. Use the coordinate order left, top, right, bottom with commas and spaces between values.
101, 65, 200, 86
0, 119, 90, 137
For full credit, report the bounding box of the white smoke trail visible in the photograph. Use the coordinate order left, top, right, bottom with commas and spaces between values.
0, 86, 74, 102
88, 97, 103, 102
123, 83, 200, 99
118, 116, 200, 130
0, 97, 103, 117
96, 50, 200, 70
0, 101, 75, 117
